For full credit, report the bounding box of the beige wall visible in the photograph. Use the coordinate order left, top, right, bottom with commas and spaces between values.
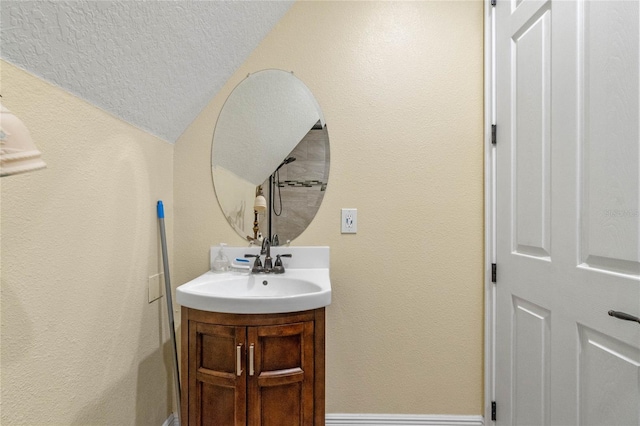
174, 0, 484, 415
1, 61, 175, 424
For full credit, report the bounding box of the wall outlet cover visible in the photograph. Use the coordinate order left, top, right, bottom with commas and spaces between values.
341, 208, 357, 234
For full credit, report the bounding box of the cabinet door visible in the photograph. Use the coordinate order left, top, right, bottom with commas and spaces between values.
247, 322, 314, 426
189, 322, 247, 426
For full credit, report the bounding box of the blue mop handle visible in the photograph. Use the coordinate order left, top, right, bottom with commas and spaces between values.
156, 200, 181, 423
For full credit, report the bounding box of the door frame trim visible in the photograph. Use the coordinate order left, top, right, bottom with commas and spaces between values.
483, 0, 497, 423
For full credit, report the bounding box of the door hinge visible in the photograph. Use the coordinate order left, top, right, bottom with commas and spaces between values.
491, 124, 497, 145
491, 263, 497, 283
491, 0, 496, 5
491, 401, 497, 421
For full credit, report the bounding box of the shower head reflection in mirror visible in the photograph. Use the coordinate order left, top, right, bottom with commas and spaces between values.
272, 156, 296, 216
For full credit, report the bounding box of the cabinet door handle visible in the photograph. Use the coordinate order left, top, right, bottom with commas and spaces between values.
249, 344, 255, 376
236, 344, 243, 376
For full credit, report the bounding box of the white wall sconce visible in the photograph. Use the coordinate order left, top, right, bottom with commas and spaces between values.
0, 103, 46, 177
250, 185, 267, 242
254, 185, 267, 213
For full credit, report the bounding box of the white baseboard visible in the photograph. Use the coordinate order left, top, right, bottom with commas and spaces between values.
165, 412, 483, 426
326, 413, 484, 426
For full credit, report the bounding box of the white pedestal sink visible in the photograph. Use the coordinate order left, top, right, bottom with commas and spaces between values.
176, 246, 331, 314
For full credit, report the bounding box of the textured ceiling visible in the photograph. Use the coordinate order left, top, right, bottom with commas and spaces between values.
0, 0, 293, 143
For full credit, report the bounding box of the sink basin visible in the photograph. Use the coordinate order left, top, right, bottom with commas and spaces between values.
176, 246, 331, 314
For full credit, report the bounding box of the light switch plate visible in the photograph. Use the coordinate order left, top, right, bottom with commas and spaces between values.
341, 208, 357, 234
148, 273, 164, 303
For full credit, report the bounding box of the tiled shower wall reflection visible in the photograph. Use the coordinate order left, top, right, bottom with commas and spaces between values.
261, 126, 330, 243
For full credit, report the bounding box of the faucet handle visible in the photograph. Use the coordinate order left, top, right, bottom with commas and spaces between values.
244, 254, 263, 273
272, 254, 292, 274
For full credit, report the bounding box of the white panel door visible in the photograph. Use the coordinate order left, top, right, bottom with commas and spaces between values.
495, 0, 640, 425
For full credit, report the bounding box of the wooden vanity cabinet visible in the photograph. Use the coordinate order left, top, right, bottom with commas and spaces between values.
181, 307, 325, 426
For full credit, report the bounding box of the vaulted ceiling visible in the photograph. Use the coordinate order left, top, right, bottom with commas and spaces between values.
1, 1, 293, 143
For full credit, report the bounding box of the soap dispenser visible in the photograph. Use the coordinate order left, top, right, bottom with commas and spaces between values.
212, 243, 230, 273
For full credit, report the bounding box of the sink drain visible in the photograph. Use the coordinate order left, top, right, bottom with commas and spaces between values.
262, 280, 268, 286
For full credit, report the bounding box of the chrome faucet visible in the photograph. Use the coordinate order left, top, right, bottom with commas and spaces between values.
261, 238, 273, 272
245, 238, 292, 273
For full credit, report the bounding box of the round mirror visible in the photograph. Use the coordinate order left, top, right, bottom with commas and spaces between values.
212, 70, 330, 245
